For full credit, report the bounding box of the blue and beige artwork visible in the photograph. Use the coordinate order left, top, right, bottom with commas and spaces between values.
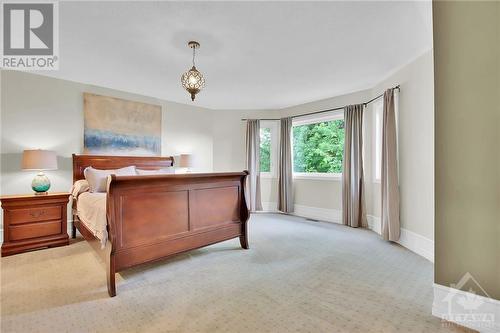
83, 93, 161, 156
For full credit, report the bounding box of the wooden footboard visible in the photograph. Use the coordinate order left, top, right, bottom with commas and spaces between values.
72, 154, 249, 297
107, 172, 249, 296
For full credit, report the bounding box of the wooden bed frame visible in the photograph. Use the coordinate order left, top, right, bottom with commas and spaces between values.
72, 154, 250, 297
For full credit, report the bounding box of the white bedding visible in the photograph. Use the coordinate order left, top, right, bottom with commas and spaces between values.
77, 192, 108, 247
72, 167, 175, 248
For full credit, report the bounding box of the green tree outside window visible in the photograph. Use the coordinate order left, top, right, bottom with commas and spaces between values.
293, 119, 345, 173
260, 127, 271, 172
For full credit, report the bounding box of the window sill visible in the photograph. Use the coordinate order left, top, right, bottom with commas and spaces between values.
293, 173, 342, 181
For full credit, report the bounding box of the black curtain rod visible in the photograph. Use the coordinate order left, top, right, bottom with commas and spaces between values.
241, 85, 400, 121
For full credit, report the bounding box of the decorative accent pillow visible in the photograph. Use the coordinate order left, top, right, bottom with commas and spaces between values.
84, 166, 136, 192
70, 179, 90, 198
136, 167, 175, 175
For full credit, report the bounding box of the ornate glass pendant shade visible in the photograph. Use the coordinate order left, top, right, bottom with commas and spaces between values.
181, 41, 205, 101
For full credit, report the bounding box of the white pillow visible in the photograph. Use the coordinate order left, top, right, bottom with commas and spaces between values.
70, 179, 90, 198
136, 167, 175, 175
84, 166, 136, 192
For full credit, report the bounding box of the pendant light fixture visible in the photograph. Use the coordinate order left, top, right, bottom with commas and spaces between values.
181, 41, 205, 101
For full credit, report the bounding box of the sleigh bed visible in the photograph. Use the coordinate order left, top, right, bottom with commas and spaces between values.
71, 154, 250, 297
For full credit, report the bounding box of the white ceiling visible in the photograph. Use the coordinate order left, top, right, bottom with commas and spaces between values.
40, 1, 432, 110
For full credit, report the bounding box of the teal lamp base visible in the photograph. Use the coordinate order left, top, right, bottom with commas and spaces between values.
32, 172, 51, 195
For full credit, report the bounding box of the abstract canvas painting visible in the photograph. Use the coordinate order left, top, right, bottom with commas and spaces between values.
83, 93, 161, 156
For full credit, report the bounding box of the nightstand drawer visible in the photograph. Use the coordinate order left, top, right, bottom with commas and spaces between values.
9, 206, 62, 225
1, 193, 70, 256
8, 220, 62, 241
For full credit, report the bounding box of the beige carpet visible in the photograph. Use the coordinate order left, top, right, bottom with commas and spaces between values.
1, 213, 468, 333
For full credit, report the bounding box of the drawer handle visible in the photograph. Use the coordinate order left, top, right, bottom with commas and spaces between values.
30, 210, 46, 218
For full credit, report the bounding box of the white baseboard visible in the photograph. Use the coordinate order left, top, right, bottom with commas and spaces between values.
261, 202, 342, 224
251, 203, 433, 263
292, 204, 342, 224
367, 214, 434, 262
261, 201, 278, 212
399, 227, 434, 262
433, 282, 500, 333
262, 205, 434, 263
261, 202, 342, 226
367, 214, 382, 235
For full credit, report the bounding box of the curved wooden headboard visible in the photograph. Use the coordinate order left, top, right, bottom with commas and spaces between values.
72, 154, 175, 181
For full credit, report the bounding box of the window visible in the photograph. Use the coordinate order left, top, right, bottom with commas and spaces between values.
260, 127, 271, 173
260, 121, 278, 177
292, 113, 344, 179
373, 100, 383, 182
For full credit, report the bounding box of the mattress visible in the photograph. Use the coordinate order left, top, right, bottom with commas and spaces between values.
76, 192, 108, 247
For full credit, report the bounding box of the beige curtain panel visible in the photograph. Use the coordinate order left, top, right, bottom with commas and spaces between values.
342, 104, 368, 228
381, 89, 401, 241
278, 117, 294, 213
245, 119, 263, 212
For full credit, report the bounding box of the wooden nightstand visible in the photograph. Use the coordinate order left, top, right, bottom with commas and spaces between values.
1, 192, 70, 256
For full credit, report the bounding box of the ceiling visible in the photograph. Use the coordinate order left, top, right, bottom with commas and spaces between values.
39, 1, 432, 110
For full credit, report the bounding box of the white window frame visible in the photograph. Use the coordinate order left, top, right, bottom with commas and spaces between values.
260, 120, 278, 178
292, 111, 344, 181
373, 99, 383, 183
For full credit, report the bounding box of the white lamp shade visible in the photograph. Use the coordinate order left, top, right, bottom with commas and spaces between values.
178, 154, 193, 168
22, 150, 58, 170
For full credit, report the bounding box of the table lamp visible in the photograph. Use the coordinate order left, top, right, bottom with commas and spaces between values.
179, 154, 193, 172
22, 149, 58, 194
